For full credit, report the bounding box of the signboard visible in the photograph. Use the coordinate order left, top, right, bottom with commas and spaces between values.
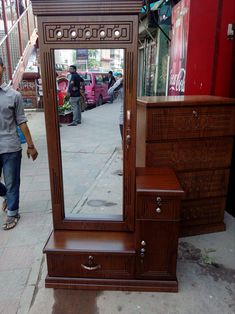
168, 0, 190, 95
76, 49, 88, 60
18, 79, 38, 108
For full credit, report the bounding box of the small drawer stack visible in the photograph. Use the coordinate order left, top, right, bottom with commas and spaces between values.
135, 167, 184, 290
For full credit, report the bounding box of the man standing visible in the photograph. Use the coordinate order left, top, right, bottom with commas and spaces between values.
0, 56, 38, 230
67, 65, 84, 126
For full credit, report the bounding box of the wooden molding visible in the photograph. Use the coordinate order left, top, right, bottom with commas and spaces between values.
43, 21, 133, 44
31, 0, 143, 16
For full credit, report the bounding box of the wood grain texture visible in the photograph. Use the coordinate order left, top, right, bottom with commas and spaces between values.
181, 197, 226, 227
31, 0, 143, 15
45, 276, 178, 292
47, 254, 135, 279
137, 96, 235, 236
136, 195, 181, 220
43, 168, 183, 291
146, 138, 233, 171
43, 21, 133, 44
135, 220, 179, 280
44, 230, 135, 253
177, 169, 230, 200
33, 0, 184, 292
147, 106, 235, 141
36, 12, 139, 232
137, 95, 235, 107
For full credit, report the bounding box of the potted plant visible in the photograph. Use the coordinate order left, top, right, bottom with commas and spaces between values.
58, 96, 73, 123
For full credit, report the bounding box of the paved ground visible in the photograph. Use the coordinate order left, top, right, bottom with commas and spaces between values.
0, 103, 234, 314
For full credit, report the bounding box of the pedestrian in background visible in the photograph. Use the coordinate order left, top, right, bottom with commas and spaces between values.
108, 71, 116, 103
67, 65, 84, 126
0, 56, 38, 230
108, 75, 124, 140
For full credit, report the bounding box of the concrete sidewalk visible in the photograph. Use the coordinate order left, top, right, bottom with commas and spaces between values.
0, 104, 234, 314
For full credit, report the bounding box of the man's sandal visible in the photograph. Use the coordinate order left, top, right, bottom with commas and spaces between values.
2, 214, 20, 230
2, 200, 7, 212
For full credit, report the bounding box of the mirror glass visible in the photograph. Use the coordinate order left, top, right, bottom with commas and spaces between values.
54, 49, 124, 220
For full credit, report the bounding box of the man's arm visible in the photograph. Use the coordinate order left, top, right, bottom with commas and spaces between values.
66, 73, 75, 96
19, 122, 38, 161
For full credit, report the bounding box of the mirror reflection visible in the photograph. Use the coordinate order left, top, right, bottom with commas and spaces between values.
54, 49, 124, 220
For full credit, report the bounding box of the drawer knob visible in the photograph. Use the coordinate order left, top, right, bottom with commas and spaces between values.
81, 255, 101, 271
156, 196, 162, 207
140, 241, 146, 258
156, 207, 161, 213
192, 110, 199, 118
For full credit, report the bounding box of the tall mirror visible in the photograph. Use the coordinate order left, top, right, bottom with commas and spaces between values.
54, 48, 125, 221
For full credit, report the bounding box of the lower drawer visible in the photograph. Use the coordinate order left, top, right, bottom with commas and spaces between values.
146, 137, 233, 171
180, 197, 225, 227
47, 253, 135, 279
177, 169, 229, 200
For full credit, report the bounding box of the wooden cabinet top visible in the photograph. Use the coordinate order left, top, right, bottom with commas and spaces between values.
136, 167, 184, 197
31, 0, 142, 15
137, 96, 235, 108
44, 230, 135, 254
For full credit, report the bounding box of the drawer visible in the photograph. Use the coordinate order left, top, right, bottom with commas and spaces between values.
146, 137, 233, 171
180, 197, 225, 227
47, 253, 135, 279
147, 106, 235, 141
177, 169, 230, 200
136, 194, 180, 220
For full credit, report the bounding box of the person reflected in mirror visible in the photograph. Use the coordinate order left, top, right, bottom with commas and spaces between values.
108, 75, 124, 140
0, 56, 38, 230
108, 71, 116, 103
79, 79, 87, 112
108, 75, 124, 177
67, 65, 84, 126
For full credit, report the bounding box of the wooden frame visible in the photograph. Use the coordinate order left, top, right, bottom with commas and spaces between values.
32, 1, 185, 292
33, 1, 142, 231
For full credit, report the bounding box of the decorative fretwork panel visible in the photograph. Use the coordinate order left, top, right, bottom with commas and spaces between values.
43, 22, 133, 43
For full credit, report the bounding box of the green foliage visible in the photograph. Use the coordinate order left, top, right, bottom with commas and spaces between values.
202, 249, 217, 265
58, 96, 72, 114
88, 58, 100, 69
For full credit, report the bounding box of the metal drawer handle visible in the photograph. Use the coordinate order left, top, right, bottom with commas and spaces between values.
81, 263, 101, 271
156, 207, 161, 213
81, 255, 101, 271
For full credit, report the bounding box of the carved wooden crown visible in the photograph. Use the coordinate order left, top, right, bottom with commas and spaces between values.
31, 0, 143, 16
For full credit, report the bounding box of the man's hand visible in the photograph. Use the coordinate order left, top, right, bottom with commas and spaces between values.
27, 147, 38, 161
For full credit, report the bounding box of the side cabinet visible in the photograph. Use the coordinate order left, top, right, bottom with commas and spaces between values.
135, 220, 179, 280
136, 96, 235, 236
135, 168, 184, 289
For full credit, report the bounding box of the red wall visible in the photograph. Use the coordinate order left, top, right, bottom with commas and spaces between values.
214, 0, 235, 97
184, 0, 235, 97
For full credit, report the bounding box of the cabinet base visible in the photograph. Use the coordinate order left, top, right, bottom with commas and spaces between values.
45, 276, 178, 292
180, 222, 226, 237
